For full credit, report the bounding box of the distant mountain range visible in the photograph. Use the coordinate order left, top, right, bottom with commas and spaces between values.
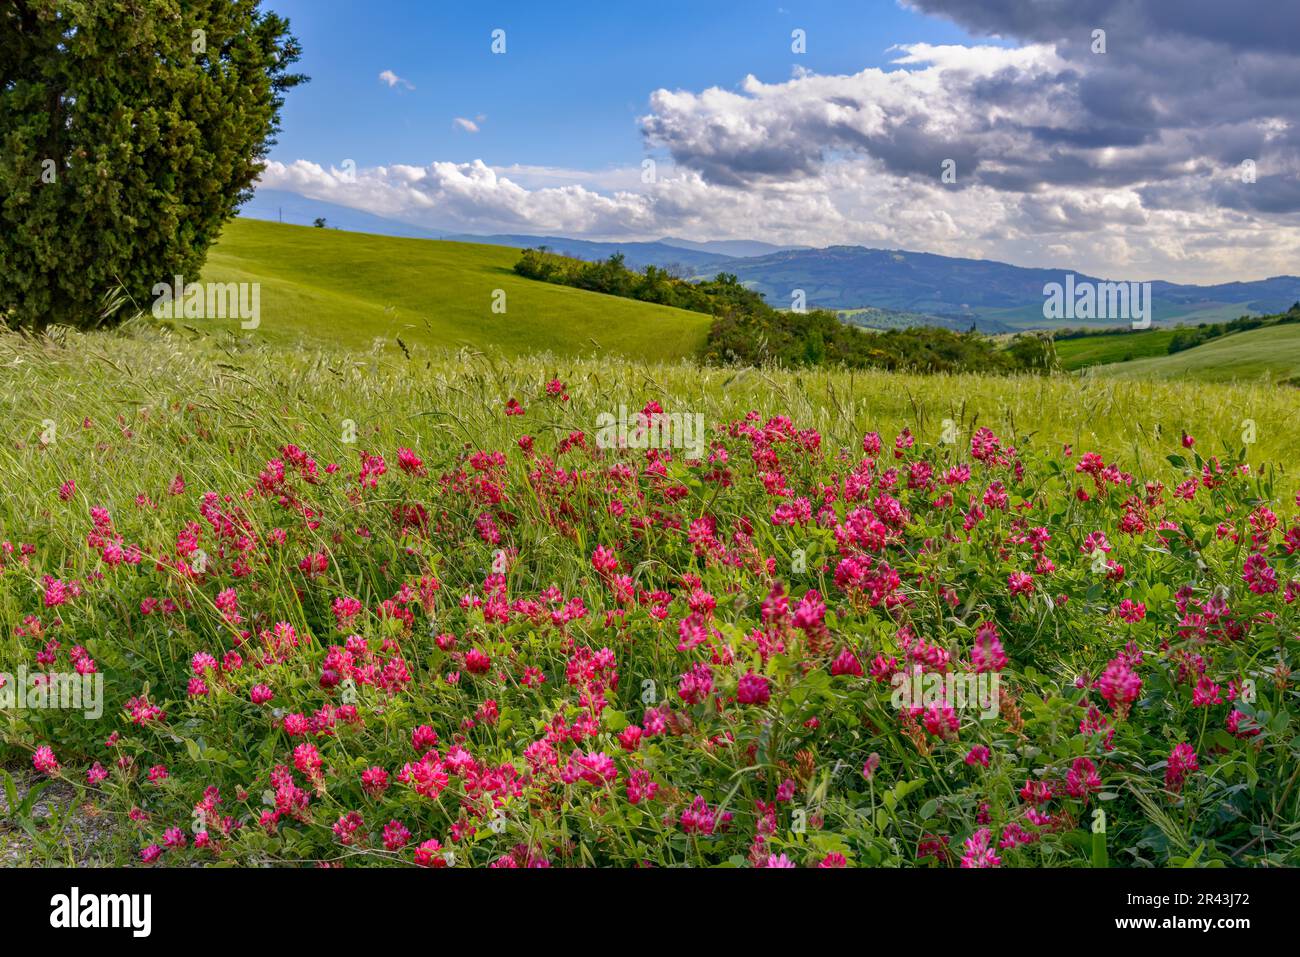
698, 247, 1300, 330
241, 189, 1300, 331
439, 234, 778, 271
707, 247, 1300, 328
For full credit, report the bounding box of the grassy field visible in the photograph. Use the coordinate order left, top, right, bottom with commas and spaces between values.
1054, 329, 1182, 371
5, 325, 1298, 517
4, 325, 1299, 868
1092, 322, 1300, 384
201, 219, 710, 360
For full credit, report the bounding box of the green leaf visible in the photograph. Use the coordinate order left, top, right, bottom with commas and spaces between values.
1091, 828, 1109, 868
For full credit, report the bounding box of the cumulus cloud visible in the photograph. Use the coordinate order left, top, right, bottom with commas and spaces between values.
642, 43, 1074, 189
260, 159, 659, 235
258, 153, 1300, 282
898, 0, 1300, 210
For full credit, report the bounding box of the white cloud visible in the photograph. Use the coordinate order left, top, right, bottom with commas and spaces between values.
258, 151, 1300, 283
453, 117, 480, 133
378, 70, 414, 91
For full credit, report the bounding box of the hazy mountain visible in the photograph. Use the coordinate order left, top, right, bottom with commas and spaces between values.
439, 234, 733, 271
695, 246, 1300, 329
657, 237, 807, 258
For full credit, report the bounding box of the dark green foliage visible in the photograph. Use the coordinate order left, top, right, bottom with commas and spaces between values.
515, 246, 1053, 374
0, 0, 305, 330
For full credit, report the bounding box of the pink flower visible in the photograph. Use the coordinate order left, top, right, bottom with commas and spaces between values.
677, 663, 713, 705
830, 648, 863, 677
361, 767, 390, 795
1243, 554, 1278, 594
1227, 710, 1261, 738
626, 769, 658, 805
464, 649, 491, 674
1007, 571, 1035, 596
1098, 657, 1141, 712
736, 671, 771, 706
1165, 743, 1199, 792
960, 828, 1001, 868
1117, 599, 1146, 623
382, 819, 411, 851
396, 447, 426, 476
411, 725, 440, 751
680, 795, 719, 835
414, 838, 449, 868
32, 746, 59, 775
140, 844, 164, 864
971, 621, 1008, 673
1065, 757, 1102, 799
283, 713, 310, 736
591, 545, 620, 576
561, 750, 618, 786
1192, 676, 1223, 707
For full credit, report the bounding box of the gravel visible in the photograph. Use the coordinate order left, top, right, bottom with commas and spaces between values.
0, 766, 125, 867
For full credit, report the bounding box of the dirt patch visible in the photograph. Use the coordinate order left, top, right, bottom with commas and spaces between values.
1, 767, 126, 867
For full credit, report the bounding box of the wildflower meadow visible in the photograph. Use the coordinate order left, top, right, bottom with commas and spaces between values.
3, 329, 1297, 869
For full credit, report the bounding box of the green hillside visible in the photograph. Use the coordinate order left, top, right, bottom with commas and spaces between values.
1055, 329, 1181, 370
199, 219, 710, 359
1091, 322, 1300, 383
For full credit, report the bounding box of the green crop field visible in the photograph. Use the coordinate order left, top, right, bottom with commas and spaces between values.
1054, 329, 1181, 370
200, 219, 710, 360
1091, 322, 1300, 384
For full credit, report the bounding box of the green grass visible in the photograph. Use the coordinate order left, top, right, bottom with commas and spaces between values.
200, 219, 710, 360
1092, 322, 1300, 383
1054, 329, 1181, 370
4, 326, 1300, 868
5, 326, 1298, 504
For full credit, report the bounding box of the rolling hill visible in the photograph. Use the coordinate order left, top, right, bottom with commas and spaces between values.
1054, 330, 1183, 370
198, 219, 711, 360
1090, 323, 1300, 383
240, 191, 799, 270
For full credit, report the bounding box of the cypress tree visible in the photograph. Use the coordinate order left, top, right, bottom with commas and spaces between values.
0, 1, 306, 330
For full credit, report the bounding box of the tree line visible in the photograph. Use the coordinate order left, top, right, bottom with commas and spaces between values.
514, 247, 1058, 374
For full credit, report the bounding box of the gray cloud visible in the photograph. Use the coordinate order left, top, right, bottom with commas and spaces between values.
641, 1, 1300, 215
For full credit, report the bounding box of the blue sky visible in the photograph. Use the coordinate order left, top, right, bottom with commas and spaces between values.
255, 0, 1300, 283
267, 0, 987, 172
